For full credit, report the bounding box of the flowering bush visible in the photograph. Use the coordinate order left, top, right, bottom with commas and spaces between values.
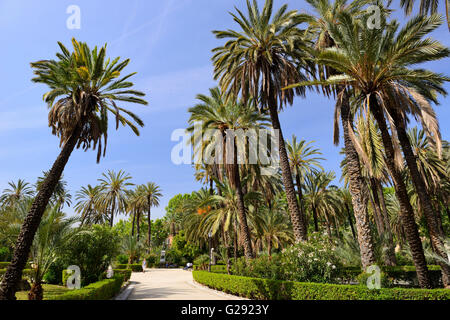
279, 233, 342, 283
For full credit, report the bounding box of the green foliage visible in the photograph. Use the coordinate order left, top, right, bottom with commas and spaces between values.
193, 271, 450, 300
230, 234, 342, 283
193, 254, 210, 270
116, 254, 129, 265
127, 264, 143, 272
168, 231, 200, 263
115, 264, 128, 270
100, 269, 132, 282
43, 259, 66, 285
0, 247, 10, 261
60, 225, 120, 286
151, 219, 169, 247
49, 274, 125, 300
146, 253, 159, 267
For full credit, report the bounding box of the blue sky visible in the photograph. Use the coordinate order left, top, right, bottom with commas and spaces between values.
0, 0, 449, 221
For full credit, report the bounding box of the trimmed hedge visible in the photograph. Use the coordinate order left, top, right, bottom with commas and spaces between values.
193, 271, 450, 300
114, 264, 143, 272
48, 274, 125, 300
341, 265, 443, 287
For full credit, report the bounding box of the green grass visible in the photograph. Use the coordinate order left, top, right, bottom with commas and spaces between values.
16, 284, 69, 300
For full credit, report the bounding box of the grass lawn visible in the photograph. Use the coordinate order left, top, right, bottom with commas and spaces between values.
16, 284, 69, 300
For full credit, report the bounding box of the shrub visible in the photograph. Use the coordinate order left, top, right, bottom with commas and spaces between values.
49, 274, 125, 300
115, 264, 128, 270
128, 264, 143, 272
60, 225, 120, 286
232, 255, 284, 280
194, 254, 210, 271
146, 253, 158, 268
100, 269, 132, 282
193, 271, 450, 300
0, 247, 10, 261
116, 254, 129, 265
43, 259, 66, 285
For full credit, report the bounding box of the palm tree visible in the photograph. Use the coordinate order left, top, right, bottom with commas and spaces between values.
74, 185, 106, 225
399, 0, 450, 30
122, 234, 144, 265
297, 0, 378, 269
211, 0, 312, 242
36, 172, 72, 209
286, 135, 324, 234
188, 87, 270, 258
28, 206, 77, 300
0, 39, 147, 300
258, 203, 293, 257
0, 180, 34, 208
98, 170, 134, 227
137, 182, 162, 249
302, 12, 450, 287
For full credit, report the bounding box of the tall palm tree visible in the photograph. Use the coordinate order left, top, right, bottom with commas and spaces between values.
212, 0, 312, 242
74, 185, 106, 225
302, 12, 450, 287
0, 39, 147, 300
98, 170, 134, 227
297, 0, 378, 269
0, 179, 34, 208
286, 135, 324, 234
137, 182, 162, 249
188, 87, 270, 258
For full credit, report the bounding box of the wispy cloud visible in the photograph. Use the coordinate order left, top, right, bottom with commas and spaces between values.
0, 105, 47, 132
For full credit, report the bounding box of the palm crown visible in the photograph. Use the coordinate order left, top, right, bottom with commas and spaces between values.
30, 38, 148, 162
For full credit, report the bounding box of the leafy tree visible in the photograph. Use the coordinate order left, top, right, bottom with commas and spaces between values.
60, 224, 120, 286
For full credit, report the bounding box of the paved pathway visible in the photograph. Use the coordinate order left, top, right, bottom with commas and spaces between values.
127, 269, 243, 300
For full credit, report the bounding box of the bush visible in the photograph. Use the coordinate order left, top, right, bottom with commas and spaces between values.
115, 264, 128, 270
193, 271, 450, 300
49, 274, 125, 300
146, 253, 158, 268
43, 259, 66, 285
100, 269, 132, 282
232, 255, 284, 280
128, 264, 143, 272
0, 247, 10, 261
116, 254, 129, 265
194, 254, 210, 271
60, 225, 120, 286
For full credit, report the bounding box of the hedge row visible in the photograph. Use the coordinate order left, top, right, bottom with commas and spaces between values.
48, 275, 125, 300
341, 265, 443, 287
115, 264, 143, 272
193, 271, 450, 300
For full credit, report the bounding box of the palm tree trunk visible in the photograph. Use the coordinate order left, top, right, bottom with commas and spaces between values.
0, 125, 81, 300
147, 198, 152, 249
345, 203, 357, 240
131, 209, 136, 237
110, 200, 115, 228
267, 95, 307, 241
137, 212, 141, 243
267, 237, 272, 257
369, 97, 431, 288
393, 115, 450, 286
295, 171, 308, 234
339, 90, 376, 269
312, 205, 319, 232
376, 181, 397, 266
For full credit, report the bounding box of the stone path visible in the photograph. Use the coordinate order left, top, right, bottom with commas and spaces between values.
126, 268, 243, 300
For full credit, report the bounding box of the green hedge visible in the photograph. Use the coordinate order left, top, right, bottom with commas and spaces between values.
341, 265, 443, 287
128, 264, 143, 272
193, 271, 450, 300
100, 269, 132, 282
114, 264, 143, 272
48, 275, 124, 300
